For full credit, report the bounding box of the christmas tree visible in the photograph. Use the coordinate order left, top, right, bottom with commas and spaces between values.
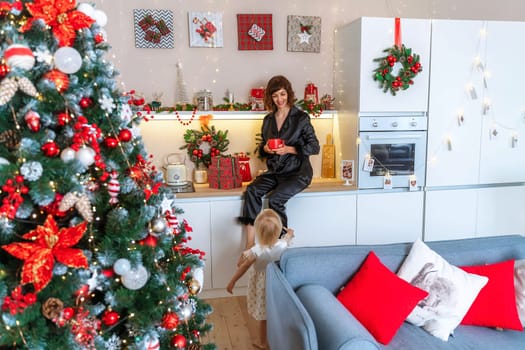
0, 1, 214, 349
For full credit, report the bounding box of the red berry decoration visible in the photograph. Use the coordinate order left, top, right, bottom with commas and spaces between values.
104, 136, 119, 148
41, 141, 60, 157
161, 312, 179, 330
94, 32, 105, 44
171, 334, 186, 348
102, 310, 120, 326
79, 97, 93, 109
56, 112, 71, 126
118, 129, 132, 142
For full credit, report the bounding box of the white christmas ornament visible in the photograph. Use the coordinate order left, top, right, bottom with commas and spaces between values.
93, 9, 108, 27
193, 267, 204, 291
77, 3, 95, 18
121, 265, 149, 290
54, 47, 82, 74
4, 44, 35, 70
113, 258, 131, 276
75, 146, 95, 166
108, 172, 120, 204
0, 157, 9, 166
60, 147, 76, 162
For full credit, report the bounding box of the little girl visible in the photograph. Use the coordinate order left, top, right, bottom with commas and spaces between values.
227, 209, 294, 349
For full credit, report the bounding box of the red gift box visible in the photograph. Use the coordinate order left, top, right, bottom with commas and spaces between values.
208, 156, 242, 189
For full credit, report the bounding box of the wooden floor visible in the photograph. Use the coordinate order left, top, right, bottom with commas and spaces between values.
203, 296, 260, 349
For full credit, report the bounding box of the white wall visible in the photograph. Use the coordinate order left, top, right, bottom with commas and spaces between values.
91, 0, 525, 106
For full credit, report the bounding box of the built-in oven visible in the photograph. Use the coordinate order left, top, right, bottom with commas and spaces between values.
358, 115, 427, 189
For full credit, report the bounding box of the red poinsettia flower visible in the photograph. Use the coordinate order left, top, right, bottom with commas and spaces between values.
20, 0, 95, 47
2, 215, 88, 292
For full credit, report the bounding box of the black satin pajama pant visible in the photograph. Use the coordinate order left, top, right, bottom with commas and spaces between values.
240, 172, 311, 232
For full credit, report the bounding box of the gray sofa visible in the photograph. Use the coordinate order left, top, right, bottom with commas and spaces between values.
266, 235, 525, 350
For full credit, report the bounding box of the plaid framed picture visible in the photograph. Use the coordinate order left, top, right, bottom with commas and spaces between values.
287, 15, 321, 53
237, 14, 273, 51
188, 11, 223, 48
134, 9, 174, 49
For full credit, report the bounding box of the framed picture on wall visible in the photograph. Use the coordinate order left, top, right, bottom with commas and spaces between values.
188, 11, 223, 48
133, 9, 174, 49
287, 15, 321, 53
237, 14, 273, 50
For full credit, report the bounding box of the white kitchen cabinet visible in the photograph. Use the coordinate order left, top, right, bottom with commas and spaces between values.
175, 200, 213, 291
334, 17, 431, 113
476, 185, 525, 237
478, 21, 525, 184
424, 188, 478, 241
356, 191, 424, 244
209, 199, 246, 290
426, 19, 484, 187
287, 192, 357, 247
427, 19, 525, 187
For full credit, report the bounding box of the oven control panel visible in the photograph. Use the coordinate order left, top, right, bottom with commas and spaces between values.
359, 116, 428, 131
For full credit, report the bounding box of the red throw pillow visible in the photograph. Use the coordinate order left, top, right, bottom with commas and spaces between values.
460, 260, 523, 330
336, 251, 428, 345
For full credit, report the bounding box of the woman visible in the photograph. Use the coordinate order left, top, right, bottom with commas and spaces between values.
238, 75, 320, 249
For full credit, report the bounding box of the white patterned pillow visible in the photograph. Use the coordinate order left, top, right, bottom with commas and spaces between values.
514, 259, 525, 326
397, 239, 488, 341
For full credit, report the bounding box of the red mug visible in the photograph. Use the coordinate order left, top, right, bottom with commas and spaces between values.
268, 138, 284, 150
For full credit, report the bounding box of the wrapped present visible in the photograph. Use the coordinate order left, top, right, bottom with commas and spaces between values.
139, 14, 156, 31
156, 19, 171, 36
208, 156, 242, 190
145, 30, 161, 43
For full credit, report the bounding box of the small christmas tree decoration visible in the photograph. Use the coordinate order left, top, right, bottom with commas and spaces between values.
187, 279, 201, 295
75, 146, 96, 166
4, 44, 35, 70
172, 334, 187, 348
60, 147, 76, 162
104, 136, 119, 148
0, 61, 10, 77
162, 312, 180, 330
20, 161, 43, 181
24, 110, 41, 132
151, 217, 167, 235
53, 46, 82, 74
0, 76, 18, 105
138, 234, 158, 247
121, 264, 149, 290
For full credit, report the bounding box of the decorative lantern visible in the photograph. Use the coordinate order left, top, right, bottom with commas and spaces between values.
304, 82, 318, 104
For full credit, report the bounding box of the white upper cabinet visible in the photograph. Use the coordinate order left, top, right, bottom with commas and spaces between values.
335, 17, 431, 113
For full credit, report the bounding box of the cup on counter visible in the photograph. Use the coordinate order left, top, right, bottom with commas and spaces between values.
268, 138, 284, 150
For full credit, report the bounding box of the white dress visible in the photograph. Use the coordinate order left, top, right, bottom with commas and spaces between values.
247, 239, 289, 321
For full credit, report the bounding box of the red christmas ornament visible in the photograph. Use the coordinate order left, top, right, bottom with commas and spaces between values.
56, 112, 71, 126
171, 334, 186, 348
79, 97, 93, 109
139, 234, 158, 248
44, 69, 69, 92
102, 268, 115, 278
0, 62, 10, 77
118, 129, 132, 142
62, 307, 75, 320
41, 141, 60, 157
102, 310, 120, 326
104, 136, 119, 148
161, 312, 179, 330
24, 110, 41, 132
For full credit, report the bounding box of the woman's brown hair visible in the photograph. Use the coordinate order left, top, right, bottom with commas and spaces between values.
263, 75, 295, 112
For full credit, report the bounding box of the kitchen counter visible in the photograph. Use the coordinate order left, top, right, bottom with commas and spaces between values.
173, 177, 357, 199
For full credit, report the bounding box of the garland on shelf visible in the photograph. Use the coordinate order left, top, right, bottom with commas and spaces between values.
296, 99, 323, 118
180, 124, 230, 168
175, 108, 197, 126
372, 44, 422, 95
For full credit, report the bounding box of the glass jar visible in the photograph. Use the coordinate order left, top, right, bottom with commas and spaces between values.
195, 89, 213, 111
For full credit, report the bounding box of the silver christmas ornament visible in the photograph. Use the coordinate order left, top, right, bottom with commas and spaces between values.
151, 217, 167, 235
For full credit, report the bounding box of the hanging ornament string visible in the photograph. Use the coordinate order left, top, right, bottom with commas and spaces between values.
175, 108, 197, 126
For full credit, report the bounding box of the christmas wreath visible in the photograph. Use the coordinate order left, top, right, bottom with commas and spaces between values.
180, 124, 229, 168
373, 44, 422, 95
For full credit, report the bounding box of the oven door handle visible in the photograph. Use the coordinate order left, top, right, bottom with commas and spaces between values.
365, 134, 424, 140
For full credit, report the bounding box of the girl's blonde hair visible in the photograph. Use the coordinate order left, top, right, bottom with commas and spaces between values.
254, 209, 282, 247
